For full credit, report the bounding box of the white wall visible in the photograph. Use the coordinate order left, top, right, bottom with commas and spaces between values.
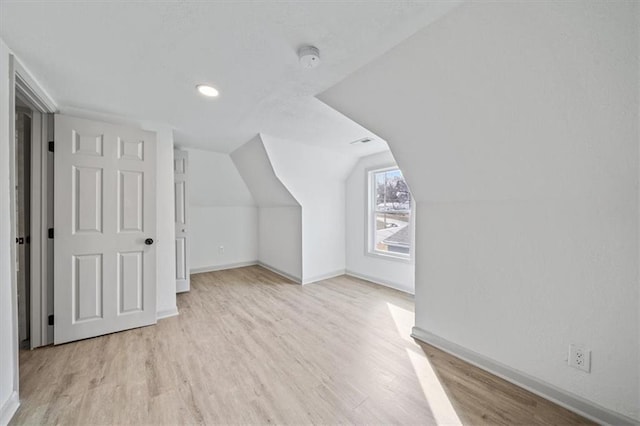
0, 37, 19, 425
259, 206, 303, 281
346, 151, 415, 293
262, 135, 356, 283
186, 148, 258, 272
320, 2, 639, 421
190, 207, 257, 271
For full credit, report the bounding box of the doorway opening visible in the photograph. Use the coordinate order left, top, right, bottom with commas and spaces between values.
11, 60, 57, 352
15, 100, 32, 350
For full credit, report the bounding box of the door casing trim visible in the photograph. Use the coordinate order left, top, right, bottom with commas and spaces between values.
8, 53, 58, 420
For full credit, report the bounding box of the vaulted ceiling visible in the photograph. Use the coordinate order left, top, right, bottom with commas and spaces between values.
0, 1, 458, 156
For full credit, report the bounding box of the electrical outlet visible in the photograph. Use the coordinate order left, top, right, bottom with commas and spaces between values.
219, 245, 224, 254
568, 344, 591, 373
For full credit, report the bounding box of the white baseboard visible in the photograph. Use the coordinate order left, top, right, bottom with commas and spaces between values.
345, 270, 414, 295
257, 262, 302, 284
190, 260, 258, 275
176, 280, 189, 293
411, 327, 639, 426
190, 262, 344, 286
0, 391, 19, 426
156, 307, 179, 320
302, 269, 345, 284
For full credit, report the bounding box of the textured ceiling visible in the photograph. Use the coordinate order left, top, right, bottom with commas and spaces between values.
0, 1, 458, 156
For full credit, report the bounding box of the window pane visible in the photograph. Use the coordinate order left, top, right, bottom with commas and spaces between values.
374, 212, 410, 255
374, 170, 411, 213
370, 168, 411, 257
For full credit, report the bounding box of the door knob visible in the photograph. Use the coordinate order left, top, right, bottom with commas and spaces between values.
145, 238, 154, 245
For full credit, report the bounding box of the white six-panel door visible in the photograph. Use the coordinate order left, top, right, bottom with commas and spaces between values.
54, 114, 156, 344
174, 150, 190, 293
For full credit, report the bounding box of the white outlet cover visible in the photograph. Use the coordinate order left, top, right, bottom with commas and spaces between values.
568, 344, 591, 373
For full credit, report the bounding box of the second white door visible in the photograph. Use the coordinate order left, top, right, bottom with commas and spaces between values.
174, 150, 190, 293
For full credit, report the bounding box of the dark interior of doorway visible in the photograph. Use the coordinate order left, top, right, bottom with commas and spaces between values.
16, 97, 32, 350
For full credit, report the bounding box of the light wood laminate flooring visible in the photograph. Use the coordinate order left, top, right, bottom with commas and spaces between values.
11, 266, 592, 425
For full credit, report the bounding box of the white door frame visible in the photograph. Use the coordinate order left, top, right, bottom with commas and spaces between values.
8, 54, 57, 399
24, 109, 55, 348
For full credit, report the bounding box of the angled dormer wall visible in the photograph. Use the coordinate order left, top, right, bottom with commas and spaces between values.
232, 134, 358, 284
319, 2, 639, 421
260, 135, 357, 284
231, 135, 303, 281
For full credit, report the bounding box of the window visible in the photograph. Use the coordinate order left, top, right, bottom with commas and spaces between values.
368, 167, 411, 259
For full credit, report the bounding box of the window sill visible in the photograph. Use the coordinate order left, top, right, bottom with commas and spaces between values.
365, 250, 413, 264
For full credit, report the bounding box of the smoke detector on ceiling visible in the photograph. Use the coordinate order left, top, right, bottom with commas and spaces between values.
298, 45, 320, 68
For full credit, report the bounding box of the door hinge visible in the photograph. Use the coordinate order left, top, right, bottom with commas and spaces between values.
48, 141, 54, 152
48, 315, 54, 326
48, 228, 54, 239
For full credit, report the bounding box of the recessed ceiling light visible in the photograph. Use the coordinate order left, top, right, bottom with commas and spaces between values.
196, 84, 219, 97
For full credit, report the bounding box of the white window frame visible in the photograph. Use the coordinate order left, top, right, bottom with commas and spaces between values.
366, 165, 413, 262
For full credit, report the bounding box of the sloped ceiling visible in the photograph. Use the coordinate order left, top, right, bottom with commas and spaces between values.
187, 148, 256, 207
230, 134, 299, 207
0, 1, 459, 157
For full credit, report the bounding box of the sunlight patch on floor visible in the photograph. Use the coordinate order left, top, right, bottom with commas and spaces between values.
386, 302, 462, 425
406, 348, 463, 425
386, 302, 414, 343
